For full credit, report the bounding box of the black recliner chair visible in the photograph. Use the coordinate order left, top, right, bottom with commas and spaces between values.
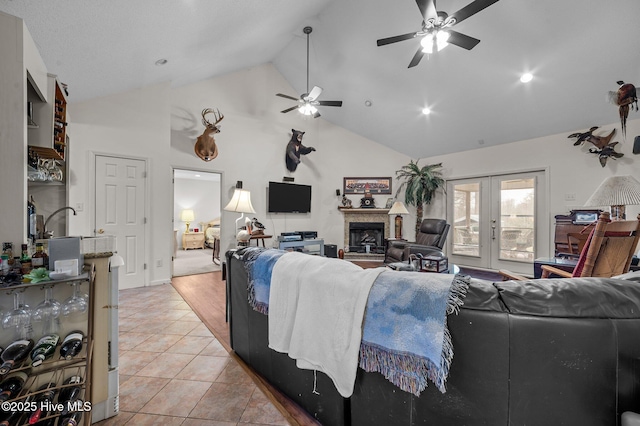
384, 218, 450, 264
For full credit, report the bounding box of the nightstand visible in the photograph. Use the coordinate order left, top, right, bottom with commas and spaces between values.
182, 232, 205, 250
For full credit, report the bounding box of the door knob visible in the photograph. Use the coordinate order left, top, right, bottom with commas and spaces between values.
97, 229, 105, 234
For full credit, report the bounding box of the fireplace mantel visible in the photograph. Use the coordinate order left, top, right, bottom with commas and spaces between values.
338, 208, 390, 214
338, 207, 390, 254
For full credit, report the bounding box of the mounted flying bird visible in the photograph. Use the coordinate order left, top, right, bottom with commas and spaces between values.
568, 126, 616, 149
608, 81, 638, 138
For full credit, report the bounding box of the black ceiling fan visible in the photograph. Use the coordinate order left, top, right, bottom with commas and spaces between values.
377, 0, 500, 68
276, 26, 343, 118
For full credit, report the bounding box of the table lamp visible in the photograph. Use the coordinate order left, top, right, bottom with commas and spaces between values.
180, 209, 195, 234
584, 175, 640, 220
388, 201, 410, 239
224, 181, 256, 243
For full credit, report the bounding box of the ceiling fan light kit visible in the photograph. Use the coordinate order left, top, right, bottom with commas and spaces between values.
275, 26, 343, 118
377, 0, 501, 68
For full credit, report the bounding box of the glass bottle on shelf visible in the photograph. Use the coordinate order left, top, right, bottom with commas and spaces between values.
57, 376, 82, 416
2, 243, 13, 266
59, 331, 84, 360
20, 244, 31, 275
31, 242, 48, 270
30, 334, 60, 367
27, 382, 57, 425
0, 338, 34, 376
0, 370, 29, 402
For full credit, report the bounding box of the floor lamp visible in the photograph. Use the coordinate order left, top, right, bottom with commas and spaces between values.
224, 181, 256, 244
585, 175, 640, 220
388, 201, 409, 239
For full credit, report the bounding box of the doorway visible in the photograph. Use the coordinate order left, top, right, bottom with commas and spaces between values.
172, 169, 222, 277
447, 170, 548, 275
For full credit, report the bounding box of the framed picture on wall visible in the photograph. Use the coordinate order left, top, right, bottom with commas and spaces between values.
343, 177, 392, 195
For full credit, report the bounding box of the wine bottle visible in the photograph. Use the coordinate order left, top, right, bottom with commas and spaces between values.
0, 371, 29, 402
59, 404, 83, 426
30, 334, 59, 367
27, 382, 56, 425
0, 408, 24, 426
57, 375, 82, 416
0, 339, 34, 376
59, 332, 84, 360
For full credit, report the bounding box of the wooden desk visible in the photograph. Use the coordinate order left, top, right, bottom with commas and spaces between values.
250, 234, 272, 247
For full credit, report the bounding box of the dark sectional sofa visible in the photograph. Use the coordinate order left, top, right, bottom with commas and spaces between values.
226, 249, 640, 426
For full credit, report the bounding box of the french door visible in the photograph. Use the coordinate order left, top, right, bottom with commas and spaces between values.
447, 171, 548, 275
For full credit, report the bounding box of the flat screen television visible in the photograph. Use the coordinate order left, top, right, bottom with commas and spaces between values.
268, 181, 312, 213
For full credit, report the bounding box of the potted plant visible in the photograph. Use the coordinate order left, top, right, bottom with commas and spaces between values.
395, 160, 445, 238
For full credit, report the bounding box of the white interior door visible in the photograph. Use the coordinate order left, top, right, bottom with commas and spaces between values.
448, 171, 547, 275
95, 155, 146, 289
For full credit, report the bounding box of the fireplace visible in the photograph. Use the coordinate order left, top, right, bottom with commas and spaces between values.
349, 222, 385, 254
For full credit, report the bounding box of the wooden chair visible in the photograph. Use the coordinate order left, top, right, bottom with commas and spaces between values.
501, 212, 640, 280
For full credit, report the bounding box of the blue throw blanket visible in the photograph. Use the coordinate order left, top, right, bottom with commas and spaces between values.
359, 271, 469, 396
244, 249, 470, 397
243, 247, 285, 314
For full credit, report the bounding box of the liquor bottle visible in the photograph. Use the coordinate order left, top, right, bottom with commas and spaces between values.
0, 371, 29, 402
0, 339, 34, 376
30, 334, 59, 367
31, 243, 48, 270
27, 382, 56, 425
2, 243, 14, 266
57, 376, 82, 416
59, 332, 84, 360
20, 244, 31, 275
59, 405, 83, 426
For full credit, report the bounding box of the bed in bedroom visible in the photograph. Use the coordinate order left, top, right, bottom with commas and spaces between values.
204, 218, 221, 264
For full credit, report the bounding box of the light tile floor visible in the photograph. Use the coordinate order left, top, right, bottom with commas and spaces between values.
95, 283, 290, 426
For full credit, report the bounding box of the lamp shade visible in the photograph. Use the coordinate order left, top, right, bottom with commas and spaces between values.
584, 176, 640, 207
388, 201, 409, 215
180, 209, 195, 222
224, 189, 256, 214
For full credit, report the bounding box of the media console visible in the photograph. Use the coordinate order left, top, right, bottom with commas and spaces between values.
278, 238, 324, 256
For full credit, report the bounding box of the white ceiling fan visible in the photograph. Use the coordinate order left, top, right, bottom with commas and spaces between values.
276, 26, 343, 118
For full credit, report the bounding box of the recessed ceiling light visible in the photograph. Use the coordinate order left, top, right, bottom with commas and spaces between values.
195, 174, 201, 178
155, 58, 168, 66
520, 73, 533, 83
364, 100, 372, 107
422, 107, 431, 115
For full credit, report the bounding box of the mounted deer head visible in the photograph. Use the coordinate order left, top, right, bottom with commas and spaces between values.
194, 108, 224, 161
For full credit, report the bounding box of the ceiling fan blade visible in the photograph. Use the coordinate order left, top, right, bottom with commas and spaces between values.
446, 29, 481, 50
281, 105, 299, 113
377, 32, 418, 47
408, 47, 425, 68
276, 93, 301, 101
313, 111, 321, 118
448, 0, 500, 25
317, 100, 343, 107
416, 0, 437, 21
308, 86, 323, 101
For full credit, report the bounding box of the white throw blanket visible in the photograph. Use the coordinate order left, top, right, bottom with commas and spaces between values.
268, 252, 385, 397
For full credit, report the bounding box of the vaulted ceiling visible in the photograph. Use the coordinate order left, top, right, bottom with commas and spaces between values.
2, 0, 640, 158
